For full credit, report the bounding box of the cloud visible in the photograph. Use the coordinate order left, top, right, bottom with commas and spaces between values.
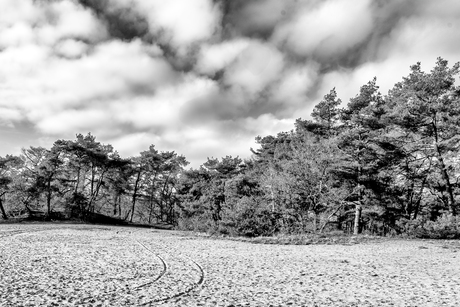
36, 108, 112, 135
375, 14, 460, 63
0, 39, 176, 121
223, 40, 285, 96
130, 114, 295, 167
312, 0, 460, 107
0, 0, 107, 48
134, 0, 221, 50
78, 0, 151, 41
1, 0, 460, 168
108, 132, 161, 158
195, 38, 251, 75
270, 63, 320, 117
220, 0, 298, 38
112, 75, 220, 129
0, 108, 22, 127
272, 0, 374, 63
54, 39, 89, 58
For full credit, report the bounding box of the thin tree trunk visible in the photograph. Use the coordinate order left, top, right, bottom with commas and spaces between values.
87, 170, 106, 213
90, 164, 95, 197
353, 204, 362, 235
148, 201, 154, 224
46, 177, 52, 215
0, 197, 8, 219
74, 166, 81, 194
159, 177, 170, 222
113, 192, 119, 215
354, 132, 363, 235
131, 168, 142, 223
313, 212, 318, 233
433, 121, 457, 215
406, 180, 414, 217
437, 154, 456, 215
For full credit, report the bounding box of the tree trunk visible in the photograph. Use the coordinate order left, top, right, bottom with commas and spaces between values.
438, 155, 456, 215
354, 132, 363, 235
46, 177, 52, 215
0, 197, 8, 220
131, 169, 142, 223
148, 200, 154, 224
313, 212, 318, 233
353, 204, 362, 235
74, 166, 81, 194
87, 169, 106, 213
433, 121, 457, 215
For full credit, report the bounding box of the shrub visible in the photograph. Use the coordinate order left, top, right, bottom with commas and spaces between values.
398, 214, 460, 239
226, 196, 280, 237
175, 214, 215, 233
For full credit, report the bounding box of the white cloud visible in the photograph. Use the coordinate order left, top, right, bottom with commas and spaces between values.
54, 39, 89, 58
0, 39, 177, 124
0, 22, 35, 47
272, 0, 374, 60
314, 0, 460, 108
376, 17, 460, 64
134, 0, 221, 51
43, 0, 108, 44
223, 41, 285, 97
112, 75, 219, 129
271, 63, 320, 115
196, 39, 251, 75
36, 108, 112, 135
0, 0, 41, 25
0, 107, 22, 127
146, 115, 295, 167
0, 0, 108, 48
109, 132, 161, 158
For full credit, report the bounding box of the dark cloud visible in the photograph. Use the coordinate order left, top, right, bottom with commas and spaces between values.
78, 0, 151, 41
363, 0, 419, 60
217, 0, 297, 40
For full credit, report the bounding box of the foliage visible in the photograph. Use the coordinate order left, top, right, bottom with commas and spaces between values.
1, 58, 460, 240
398, 214, 460, 239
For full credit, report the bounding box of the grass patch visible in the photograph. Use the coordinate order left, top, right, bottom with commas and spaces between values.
193, 231, 387, 245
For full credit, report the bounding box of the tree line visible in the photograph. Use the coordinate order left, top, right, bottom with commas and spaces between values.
1, 58, 460, 238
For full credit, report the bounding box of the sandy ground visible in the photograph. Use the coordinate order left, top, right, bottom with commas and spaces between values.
0, 224, 459, 306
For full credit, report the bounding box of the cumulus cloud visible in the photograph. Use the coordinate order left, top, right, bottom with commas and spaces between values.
36, 108, 111, 135
133, 0, 221, 50
0, 0, 459, 167
0, 108, 22, 127
196, 38, 251, 75
270, 63, 320, 116
0, 0, 106, 48
272, 0, 374, 62
223, 41, 285, 97
78, 0, 151, 41
54, 39, 89, 58
220, 0, 297, 38
1, 38, 176, 119
113, 75, 219, 129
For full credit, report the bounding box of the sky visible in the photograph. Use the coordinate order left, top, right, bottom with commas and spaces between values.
1, 0, 460, 167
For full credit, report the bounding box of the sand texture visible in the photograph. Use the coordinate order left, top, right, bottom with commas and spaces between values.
0, 224, 459, 306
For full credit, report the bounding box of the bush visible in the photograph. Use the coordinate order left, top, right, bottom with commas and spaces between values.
398, 214, 460, 239
176, 214, 216, 233
224, 196, 280, 237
